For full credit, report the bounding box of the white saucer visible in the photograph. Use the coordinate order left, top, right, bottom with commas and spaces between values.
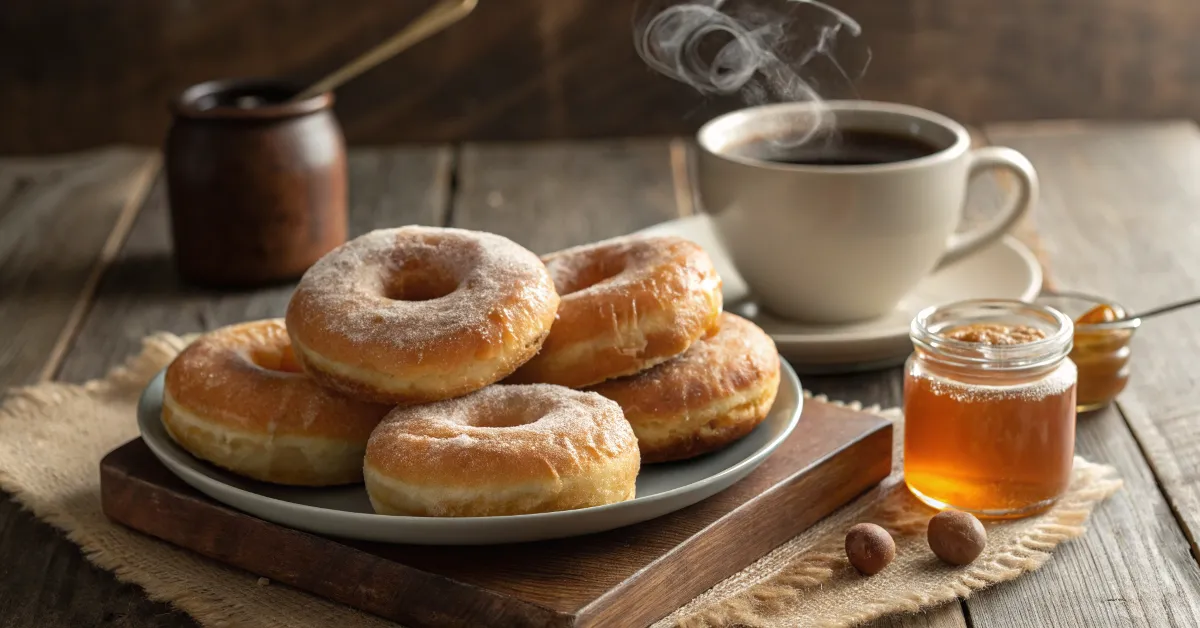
636, 215, 1042, 374
137, 365, 803, 545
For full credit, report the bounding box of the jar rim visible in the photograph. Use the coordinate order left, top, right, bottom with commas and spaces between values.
910, 298, 1074, 371
171, 78, 333, 120
1035, 291, 1143, 332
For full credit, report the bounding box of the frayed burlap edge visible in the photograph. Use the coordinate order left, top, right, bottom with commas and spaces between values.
0, 335, 1122, 628
655, 395, 1123, 628
0, 333, 393, 628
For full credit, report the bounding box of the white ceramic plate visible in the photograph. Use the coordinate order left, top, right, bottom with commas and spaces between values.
637, 214, 1042, 373
137, 363, 803, 545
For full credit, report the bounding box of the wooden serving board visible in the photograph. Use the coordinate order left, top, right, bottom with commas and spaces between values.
100, 400, 892, 628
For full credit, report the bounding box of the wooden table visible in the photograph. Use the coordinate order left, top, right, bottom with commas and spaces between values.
3, 122, 1200, 627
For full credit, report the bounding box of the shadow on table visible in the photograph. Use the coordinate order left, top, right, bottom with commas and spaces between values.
91, 252, 300, 298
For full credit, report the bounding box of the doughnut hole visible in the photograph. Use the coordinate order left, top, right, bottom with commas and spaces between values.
249, 344, 304, 373
382, 263, 459, 302
554, 252, 626, 295
466, 396, 546, 428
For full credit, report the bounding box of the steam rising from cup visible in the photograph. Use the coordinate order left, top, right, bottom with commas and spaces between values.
634, 0, 865, 146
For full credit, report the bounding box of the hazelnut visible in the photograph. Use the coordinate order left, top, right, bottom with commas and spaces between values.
845, 523, 896, 575
927, 511, 986, 566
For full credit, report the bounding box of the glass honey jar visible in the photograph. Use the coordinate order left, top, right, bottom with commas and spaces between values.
904, 299, 1077, 519
1036, 293, 1140, 412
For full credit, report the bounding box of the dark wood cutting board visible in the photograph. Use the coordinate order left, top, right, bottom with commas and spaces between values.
100, 400, 892, 628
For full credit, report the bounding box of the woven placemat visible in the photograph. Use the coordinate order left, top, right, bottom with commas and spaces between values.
0, 334, 1120, 628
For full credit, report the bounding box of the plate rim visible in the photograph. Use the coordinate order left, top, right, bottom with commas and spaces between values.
136, 360, 804, 533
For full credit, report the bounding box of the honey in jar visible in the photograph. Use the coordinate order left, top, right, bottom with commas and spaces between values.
1071, 303, 1138, 411
904, 300, 1077, 519
1036, 295, 1140, 412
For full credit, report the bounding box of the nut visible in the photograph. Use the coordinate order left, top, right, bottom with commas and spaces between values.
845, 523, 896, 575
927, 511, 986, 566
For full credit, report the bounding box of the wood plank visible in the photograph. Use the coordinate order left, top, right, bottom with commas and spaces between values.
0, 147, 168, 626
969, 404, 1200, 627
0, 148, 157, 388
450, 140, 683, 253
0, 147, 452, 628
961, 120, 1200, 626
868, 605, 969, 628
5, 0, 1200, 152
56, 146, 452, 384
99, 402, 891, 627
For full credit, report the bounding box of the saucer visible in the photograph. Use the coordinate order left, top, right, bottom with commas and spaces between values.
635, 215, 1043, 374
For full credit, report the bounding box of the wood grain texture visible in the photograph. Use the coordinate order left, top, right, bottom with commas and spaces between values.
7, 130, 1193, 626
5, 0, 1200, 153
967, 404, 1200, 627
57, 147, 452, 384
866, 605, 969, 628
451, 140, 683, 254
0, 149, 174, 627
0, 147, 452, 628
0, 148, 157, 388
100, 403, 891, 627
964, 121, 1200, 626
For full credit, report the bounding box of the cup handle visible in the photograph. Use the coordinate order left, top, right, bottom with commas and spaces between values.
937, 146, 1039, 268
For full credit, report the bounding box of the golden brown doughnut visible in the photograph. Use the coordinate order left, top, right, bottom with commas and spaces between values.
588, 313, 780, 463
363, 384, 640, 516
162, 319, 391, 486
285, 226, 560, 405
507, 234, 723, 388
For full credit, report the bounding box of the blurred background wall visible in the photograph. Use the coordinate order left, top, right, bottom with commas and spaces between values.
3, 0, 1199, 154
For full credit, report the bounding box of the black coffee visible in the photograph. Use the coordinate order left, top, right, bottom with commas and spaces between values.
734, 129, 941, 166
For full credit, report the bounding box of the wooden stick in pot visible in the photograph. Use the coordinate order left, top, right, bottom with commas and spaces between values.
291, 0, 478, 102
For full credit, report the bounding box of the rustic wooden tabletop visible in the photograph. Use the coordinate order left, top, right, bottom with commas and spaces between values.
3, 121, 1200, 627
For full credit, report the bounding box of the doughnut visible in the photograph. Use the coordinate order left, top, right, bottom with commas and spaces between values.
162, 319, 391, 486
285, 226, 560, 405
364, 384, 640, 516
588, 313, 780, 463
507, 235, 723, 388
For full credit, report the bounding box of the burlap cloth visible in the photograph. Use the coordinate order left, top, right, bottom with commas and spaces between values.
0, 333, 1122, 627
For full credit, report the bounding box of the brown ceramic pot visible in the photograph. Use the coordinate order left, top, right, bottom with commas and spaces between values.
165, 78, 347, 288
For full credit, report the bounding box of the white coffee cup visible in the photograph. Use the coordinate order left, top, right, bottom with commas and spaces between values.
696, 100, 1037, 324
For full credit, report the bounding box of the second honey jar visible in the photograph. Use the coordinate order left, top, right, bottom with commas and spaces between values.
904, 299, 1077, 519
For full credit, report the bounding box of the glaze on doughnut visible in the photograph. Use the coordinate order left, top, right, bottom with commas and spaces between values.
162, 319, 391, 486
286, 226, 560, 404
507, 235, 723, 388
363, 384, 640, 516
588, 313, 780, 463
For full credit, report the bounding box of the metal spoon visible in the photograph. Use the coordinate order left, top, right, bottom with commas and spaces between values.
1042, 290, 1200, 323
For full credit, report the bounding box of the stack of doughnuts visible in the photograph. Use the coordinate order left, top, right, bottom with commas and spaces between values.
161, 225, 780, 518
506, 235, 781, 462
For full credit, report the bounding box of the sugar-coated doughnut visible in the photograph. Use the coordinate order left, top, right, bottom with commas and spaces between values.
286, 226, 560, 405
507, 235, 723, 388
162, 319, 391, 486
364, 384, 640, 516
588, 313, 780, 463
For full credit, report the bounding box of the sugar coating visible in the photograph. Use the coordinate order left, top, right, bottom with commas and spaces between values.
377, 384, 624, 437
164, 319, 388, 439
915, 360, 1077, 403
588, 312, 779, 415
544, 234, 680, 293
288, 226, 556, 356
365, 384, 639, 483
